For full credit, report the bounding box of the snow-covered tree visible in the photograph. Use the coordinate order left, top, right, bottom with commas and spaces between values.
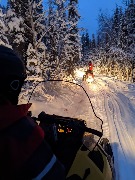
7, 0, 29, 63
112, 6, 120, 46
91, 34, 96, 49
44, 0, 60, 78
26, 0, 47, 78
44, 0, 81, 79
66, 0, 81, 76
124, 0, 135, 82
8, 0, 47, 79
92, 5, 134, 81
6, 8, 24, 59
54, 0, 72, 78
0, 7, 11, 47
81, 32, 90, 60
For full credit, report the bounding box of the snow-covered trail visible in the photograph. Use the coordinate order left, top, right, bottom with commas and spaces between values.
104, 92, 135, 180
26, 76, 135, 179
86, 76, 135, 180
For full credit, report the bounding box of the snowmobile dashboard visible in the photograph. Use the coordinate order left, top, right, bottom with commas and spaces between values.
31, 111, 103, 138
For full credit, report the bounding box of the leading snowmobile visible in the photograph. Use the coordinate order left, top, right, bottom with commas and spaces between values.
23, 80, 114, 180
83, 69, 94, 83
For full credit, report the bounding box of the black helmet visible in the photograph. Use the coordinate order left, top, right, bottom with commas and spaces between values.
0, 45, 26, 105
0, 45, 26, 78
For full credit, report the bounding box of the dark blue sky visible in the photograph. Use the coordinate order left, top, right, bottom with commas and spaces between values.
1, 0, 124, 37
78, 0, 124, 37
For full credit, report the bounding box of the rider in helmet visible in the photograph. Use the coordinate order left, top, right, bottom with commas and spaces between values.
0, 46, 26, 105
0, 45, 65, 179
84, 61, 94, 79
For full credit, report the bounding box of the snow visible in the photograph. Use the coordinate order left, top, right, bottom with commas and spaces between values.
21, 76, 135, 180
87, 76, 135, 180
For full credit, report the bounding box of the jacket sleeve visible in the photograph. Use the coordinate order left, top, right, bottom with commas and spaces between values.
23, 140, 65, 180
20, 117, 65, 180
1, 115, 65, 180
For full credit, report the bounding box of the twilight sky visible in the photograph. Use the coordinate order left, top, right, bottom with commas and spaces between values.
0, 0, 124, 37
78, 0, 124, 37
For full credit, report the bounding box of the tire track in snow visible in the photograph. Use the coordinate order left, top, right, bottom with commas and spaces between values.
104, 93, 127, 180
93, 78, 135, 150
108, 93, 135, 149
92, 80, 111, 139
89, 78, 135, 180
102, 89, 135, 180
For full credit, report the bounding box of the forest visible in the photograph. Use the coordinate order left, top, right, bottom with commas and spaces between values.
0, 0, 135, 82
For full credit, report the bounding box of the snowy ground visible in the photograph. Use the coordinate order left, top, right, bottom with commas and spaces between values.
86, 75, 135, 180
26, 75, 135, 180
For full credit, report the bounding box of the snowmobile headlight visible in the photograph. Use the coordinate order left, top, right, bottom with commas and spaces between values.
86, 77, 94, 83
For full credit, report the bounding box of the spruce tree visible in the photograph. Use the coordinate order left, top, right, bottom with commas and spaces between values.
67, 0, 81, 76
112, 7, 120, 46
7, 0, 45, 66
81, 31, 91, 61
7, 0, 46, 78
0, 7, 10, 47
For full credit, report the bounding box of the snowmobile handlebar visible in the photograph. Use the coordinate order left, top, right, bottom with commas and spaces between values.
34, 111, 102, 137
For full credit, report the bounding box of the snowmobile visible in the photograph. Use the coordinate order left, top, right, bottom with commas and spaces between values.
24, 80, 114, 180
83, 69, 94, 83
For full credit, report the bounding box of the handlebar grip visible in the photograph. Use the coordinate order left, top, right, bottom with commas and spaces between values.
85, 127, 103, 137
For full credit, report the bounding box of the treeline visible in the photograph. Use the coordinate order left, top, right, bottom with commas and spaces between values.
0, 0, 81, 80
1, 0, 135, 82
81, 0, 135, 82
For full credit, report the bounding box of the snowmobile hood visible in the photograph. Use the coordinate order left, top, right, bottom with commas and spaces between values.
0, 103, 32, 130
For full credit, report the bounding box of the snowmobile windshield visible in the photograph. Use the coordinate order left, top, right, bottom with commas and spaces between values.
19, 80, 103, 149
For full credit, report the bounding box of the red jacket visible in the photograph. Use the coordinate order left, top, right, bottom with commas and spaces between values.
0, 102, 65, 179
89, 62, 93, 71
